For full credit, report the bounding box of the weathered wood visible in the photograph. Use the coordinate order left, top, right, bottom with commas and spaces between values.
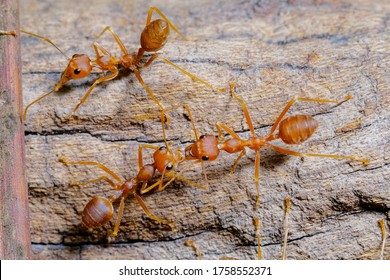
0, 0, 31, 259
21, 0, 389, 259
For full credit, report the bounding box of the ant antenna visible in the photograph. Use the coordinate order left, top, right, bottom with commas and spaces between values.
20, 29, 70, 60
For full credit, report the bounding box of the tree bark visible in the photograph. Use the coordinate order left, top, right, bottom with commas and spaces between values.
20, 0, 389, 259
0, 0, 31, 259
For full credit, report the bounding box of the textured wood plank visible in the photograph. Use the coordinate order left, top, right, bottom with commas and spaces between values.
21, 0, 389, 259
0, 0, 31, 259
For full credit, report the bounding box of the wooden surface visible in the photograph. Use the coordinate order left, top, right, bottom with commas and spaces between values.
0, 0, 31, 259
20, 0, 389, 259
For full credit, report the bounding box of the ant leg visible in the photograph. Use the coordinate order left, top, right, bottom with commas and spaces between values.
146, 7, 187, 41
96, 26, 129, 55
137, 143, 158, 176
140, 180, 160, 195
163, 167, 208, 191
183, 105, 210, 189
254, 151, 261, 207
184, 240, 203, 260
93, 42, 110, 56
153, 56, 225, 92
72, 68, 119, 114
230, 149, 246, 175
229, 83, 256, 136
269, 144, 369, 164
133, 193, 174, 231
141, 165, 207, 194
183, 105, 199, 139
59, 156, 123, 183
70, 176, 119, 190
267, 95, 351, 139
132, 68, 170, 121
281, 197, 291, 260
109, 196, 126, 241
378, 219, 387, 260
216, 123, 246, 175
137, 144, 159, 194
216, 123, 241, 140
253, 217, 262, 260
143, 54, 158, 68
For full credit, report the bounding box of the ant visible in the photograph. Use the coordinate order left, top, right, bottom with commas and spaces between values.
3, 7, 225, 120
59, 111, 206, 241
184, 83, 369, 207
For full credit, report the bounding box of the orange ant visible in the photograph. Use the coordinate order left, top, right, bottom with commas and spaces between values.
185, 83, 369, 207
59, 111, 206, 241
15, 7, 224, 120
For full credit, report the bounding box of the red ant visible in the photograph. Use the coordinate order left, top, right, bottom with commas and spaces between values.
6, 7, 225, 120
59, 111, 206, 241
184, 83, 369, 207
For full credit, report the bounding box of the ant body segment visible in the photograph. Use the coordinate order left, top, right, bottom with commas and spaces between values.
18, 7, 224, 120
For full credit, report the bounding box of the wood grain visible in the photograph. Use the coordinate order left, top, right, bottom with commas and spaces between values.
0, 0, 31, 259
20, 0, 389, 259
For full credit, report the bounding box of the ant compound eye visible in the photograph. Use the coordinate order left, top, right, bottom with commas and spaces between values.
200, 134, 206, 139
74, 68, 81, 75
202, 155, 209, 161
159, 146, 166, 150
166, 163, 173, 170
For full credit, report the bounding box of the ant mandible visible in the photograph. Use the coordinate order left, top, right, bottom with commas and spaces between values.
16, 7, 224, 120
184, 83, 369, 207
59, 111, 206, 241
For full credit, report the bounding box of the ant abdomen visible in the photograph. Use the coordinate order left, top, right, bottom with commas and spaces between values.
140, 19, 170, 52
81, 197, 113, 229
278, 115, 318, 145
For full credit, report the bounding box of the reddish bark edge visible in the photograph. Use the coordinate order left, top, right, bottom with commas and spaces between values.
0, 0, 31, 259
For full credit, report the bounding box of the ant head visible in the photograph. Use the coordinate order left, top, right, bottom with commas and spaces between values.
153, 146, 176, 174
185, 135, 220, 161
57, 54, 92, 89
140, 19, 170, 52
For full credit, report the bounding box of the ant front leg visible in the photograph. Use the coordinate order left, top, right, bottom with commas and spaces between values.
72, 67, 119, 114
